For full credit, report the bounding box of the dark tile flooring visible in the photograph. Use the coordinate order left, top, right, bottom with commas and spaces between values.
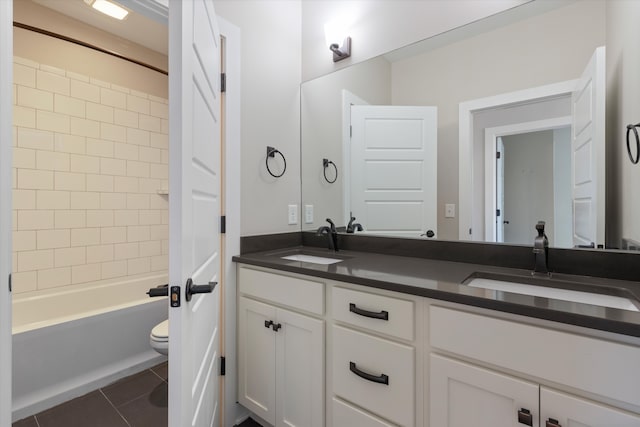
12, 361, 262, 427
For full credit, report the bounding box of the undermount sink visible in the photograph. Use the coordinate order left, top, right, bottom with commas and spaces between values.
464, 272, 640, 312
280, 254, 343, 265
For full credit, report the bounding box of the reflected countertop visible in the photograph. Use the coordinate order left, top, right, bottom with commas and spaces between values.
233, 246, 640, 338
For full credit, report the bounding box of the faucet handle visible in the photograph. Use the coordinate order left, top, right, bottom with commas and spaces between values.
535, 221, 546, 236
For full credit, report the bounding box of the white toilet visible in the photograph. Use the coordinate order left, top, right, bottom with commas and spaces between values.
150, 319, 169, 355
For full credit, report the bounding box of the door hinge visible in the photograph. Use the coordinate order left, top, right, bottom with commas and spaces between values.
496, 151, 501, 159
350, 125, 352, 138
496, 209, 501, 217
220, 215, 226, 234
221, 73, 226, 93
220, 356, 226, 376
469, 228, 472, 235
8, 273, 11, 293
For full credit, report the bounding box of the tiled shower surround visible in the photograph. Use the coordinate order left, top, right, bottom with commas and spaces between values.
11, 56, 169, 295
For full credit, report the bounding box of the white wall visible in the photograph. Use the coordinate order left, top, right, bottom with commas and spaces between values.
301, 0, 528, 81
215, 1, 302, 236
606, 1, 640, 248
391, 0, 605, 240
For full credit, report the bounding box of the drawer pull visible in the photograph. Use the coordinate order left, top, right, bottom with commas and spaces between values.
518, 408, 533, 426
546, 419, 561, 427
349, 303, 389, 320
349, 361, 389, 385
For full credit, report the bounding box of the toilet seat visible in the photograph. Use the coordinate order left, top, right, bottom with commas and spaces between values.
150, 319, 169, 355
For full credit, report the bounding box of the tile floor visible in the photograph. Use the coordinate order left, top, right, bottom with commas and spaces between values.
12, 362, 262, 427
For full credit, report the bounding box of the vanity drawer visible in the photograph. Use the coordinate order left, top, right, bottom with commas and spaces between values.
332, 397, 396, 427
430, 306, 640, 408
332, 286, 414, 341
238, 266, 324, 315
332, 325, 414, 427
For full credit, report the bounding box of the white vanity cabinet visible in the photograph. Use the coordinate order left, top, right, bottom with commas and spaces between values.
429, 305, 640, 427
237, 266, 325, 427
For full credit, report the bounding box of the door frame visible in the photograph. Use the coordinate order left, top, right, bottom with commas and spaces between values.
218, 16, 243, 427
0, 1, 13, 426
459, 79, 577, 241
483, 116, 572, 242
341, 89, 367, 226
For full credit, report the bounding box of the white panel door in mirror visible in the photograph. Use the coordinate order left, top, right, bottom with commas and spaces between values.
350, 105, 437, 238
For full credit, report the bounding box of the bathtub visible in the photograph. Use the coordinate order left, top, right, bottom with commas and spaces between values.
12, 274, 169, 421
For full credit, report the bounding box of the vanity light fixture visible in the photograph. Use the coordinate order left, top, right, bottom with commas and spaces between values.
325, 18, 352, 62
329, 37, 351, 62
84, 0, 129, 20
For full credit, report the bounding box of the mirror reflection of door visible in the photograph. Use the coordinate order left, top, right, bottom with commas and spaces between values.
496, 128, 572, 246
349, 105, 438, 238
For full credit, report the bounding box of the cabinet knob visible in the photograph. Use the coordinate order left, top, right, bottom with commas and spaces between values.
272, 323, 282, 332
546, 419, 561, 427
517, 408, 533, 426
264, 320, 273, 329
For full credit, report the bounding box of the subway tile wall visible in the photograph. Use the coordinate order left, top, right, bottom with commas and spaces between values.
12, 57, 169, 294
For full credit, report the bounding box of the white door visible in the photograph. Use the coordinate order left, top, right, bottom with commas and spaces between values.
168, 0, 222, 426
430, 354, 540, 427
0, 1, 12, 424
350, 105, 437, 237
572, 46, 605, 248
496, 137, 505, 242
541, 387, 640, 426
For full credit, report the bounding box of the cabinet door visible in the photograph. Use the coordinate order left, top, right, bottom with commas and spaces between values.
541, 387, 640, 427
238, 297, 277, 425
276, 307, 325, 427
430, 354, 539, 427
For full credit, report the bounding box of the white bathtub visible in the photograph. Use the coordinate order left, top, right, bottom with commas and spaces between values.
12, 274, 169, 421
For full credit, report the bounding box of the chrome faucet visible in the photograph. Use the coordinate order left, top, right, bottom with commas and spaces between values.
317, 218, 338, 251
533, 221, 549, 275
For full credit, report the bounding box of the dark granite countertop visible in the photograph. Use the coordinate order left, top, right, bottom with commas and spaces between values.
233, 245, 640, 338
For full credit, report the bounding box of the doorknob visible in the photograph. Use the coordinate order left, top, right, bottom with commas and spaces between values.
185, 278, 218, 301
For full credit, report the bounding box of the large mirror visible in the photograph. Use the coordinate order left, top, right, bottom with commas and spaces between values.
301, 0, 639, 251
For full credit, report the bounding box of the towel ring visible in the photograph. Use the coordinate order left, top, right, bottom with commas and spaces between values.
323, 158, 338, 184
627, 123, 640, 164
266, 146, 287, 178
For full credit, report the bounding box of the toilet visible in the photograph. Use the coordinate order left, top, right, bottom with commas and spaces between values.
150, 319, 169, 355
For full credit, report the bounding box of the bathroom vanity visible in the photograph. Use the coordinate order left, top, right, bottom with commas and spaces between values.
234, 237, 640, 427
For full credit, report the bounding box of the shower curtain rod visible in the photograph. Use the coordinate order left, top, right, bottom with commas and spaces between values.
13, 21, 168, 76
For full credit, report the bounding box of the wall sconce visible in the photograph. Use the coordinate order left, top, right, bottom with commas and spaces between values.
329, 37, 351, 62
325, 19, 352, 62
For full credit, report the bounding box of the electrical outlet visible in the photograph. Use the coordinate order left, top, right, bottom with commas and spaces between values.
304, 204, 314, 224
445, 203, 456, 218
288, 204, 298, 225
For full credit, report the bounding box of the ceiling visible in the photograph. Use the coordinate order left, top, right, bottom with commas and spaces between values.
32, 0, 168, 55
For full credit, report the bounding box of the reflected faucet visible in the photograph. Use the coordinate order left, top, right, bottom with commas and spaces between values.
346, 216, 363, 233
533, 221, 549, 275
317, 218, 338, 251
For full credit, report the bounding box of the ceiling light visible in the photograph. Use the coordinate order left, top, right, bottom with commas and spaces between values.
89, 0, 129, 20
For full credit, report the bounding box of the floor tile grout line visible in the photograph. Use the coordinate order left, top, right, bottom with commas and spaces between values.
99, 389, 132, 427
149, 367, 168, 383
103, 369, 164, 408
